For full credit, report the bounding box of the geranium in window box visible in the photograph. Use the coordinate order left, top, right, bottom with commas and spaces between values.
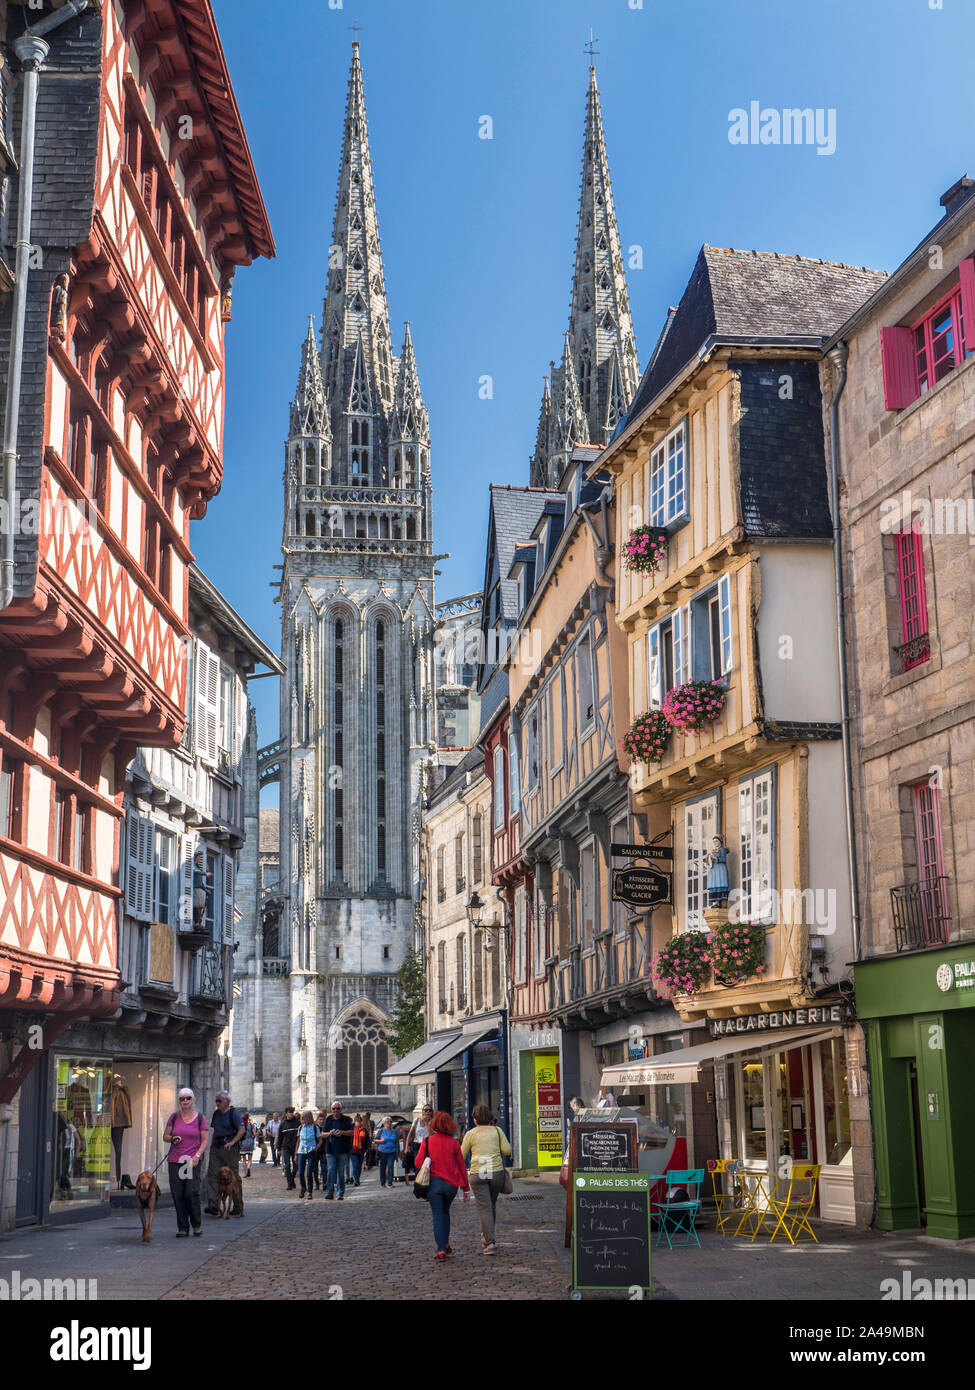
662, 679, 727, 733
622, 524, 669, 575
708, 920, 766, 987
651, 931, 712, 997
621, 709, 671, 766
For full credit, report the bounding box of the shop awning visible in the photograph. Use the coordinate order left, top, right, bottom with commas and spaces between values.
601, 1025, 843, 1088
380, 1033, 462, 1085
381, 1015, 504, 1086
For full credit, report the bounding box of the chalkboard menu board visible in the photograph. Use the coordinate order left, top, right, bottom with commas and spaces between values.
572, 1173, 652, 1294
564, 1121, 638, 1248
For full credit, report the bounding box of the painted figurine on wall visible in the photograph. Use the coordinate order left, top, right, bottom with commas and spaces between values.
707, 834, 730, 907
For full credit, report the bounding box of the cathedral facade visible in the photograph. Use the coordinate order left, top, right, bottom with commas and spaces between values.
266, 45, 435, 1111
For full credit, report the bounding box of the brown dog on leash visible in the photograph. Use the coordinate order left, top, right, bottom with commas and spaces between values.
135, 1171, 159, 1243
217, 1165, 243, 1219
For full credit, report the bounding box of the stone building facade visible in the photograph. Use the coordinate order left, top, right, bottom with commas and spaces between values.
602, 246, 886, 1220
830, 176, 975, 1238
257, 44, 435, 1114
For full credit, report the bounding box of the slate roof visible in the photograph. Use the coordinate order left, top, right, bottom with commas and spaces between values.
429, 744, 486, 809
620, 246, 888, 430
486, 485, 564, 624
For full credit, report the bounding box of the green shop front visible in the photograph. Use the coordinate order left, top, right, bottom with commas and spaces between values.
857, 943, 975, 1239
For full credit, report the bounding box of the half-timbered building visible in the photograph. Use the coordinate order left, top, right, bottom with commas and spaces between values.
0, 0, 272, 1230
601, 246, 884, 1215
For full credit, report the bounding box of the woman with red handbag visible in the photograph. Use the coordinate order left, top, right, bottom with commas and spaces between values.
414, 1111, 470, 1260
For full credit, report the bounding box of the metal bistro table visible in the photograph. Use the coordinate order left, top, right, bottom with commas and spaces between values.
733, 1168, 782, 1241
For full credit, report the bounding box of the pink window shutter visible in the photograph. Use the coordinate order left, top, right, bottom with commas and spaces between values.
958, 257, 975, 355
880, 325, 918, 409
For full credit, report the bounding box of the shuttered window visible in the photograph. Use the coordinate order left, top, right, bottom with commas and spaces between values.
881, 259, 975, 410
125, 813, 154, 922
223, 857, 235, 944
895, 526, 930, 669
194, 641, 221, 764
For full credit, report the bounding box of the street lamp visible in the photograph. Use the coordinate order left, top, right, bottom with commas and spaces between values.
467, 890, 500, 949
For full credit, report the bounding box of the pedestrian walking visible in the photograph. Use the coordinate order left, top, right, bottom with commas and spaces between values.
163, 1088, 209, 1237
318, 1101, 354, 1199
267, 1112, 281, 1166
276, 1105, 301, 1190
240, 1113, 256, 1177
257, 1123, 269, 1164
363, 1112, 377, 1169
296, 1111, 320, 1200
374, 1116, 399, 1188
461, 1104, 512, 1256
350, 1114, 370, 1186
313, 1109, 330, 1190
204, 1091, 245, 1216
404, 1104, 433, 1184
414, 1111, 470, 1261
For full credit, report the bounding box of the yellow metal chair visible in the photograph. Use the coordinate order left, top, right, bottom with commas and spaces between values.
767, 1164, 821, 1245
707, 1159, 744, 1236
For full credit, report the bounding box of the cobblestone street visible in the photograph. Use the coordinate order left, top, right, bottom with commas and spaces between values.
161, 1162, 572, 1301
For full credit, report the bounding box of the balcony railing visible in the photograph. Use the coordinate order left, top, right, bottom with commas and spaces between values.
890, 875, 951, 952
191, 943, 226, 1004
262, 957, 289, 977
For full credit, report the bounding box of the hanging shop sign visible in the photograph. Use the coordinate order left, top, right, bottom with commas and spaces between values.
707, 1003, 849, 1038
612, 866, 672, 908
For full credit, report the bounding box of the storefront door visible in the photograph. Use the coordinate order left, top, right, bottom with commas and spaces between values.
15, 1059, 47, 1226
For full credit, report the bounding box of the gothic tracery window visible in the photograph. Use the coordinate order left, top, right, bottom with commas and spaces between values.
333, 1009, 389, 1095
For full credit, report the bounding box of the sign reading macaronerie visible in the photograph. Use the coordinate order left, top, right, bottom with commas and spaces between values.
708, 1004, 846, 1038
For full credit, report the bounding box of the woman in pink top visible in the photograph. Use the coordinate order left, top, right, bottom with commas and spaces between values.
163, 1088, 209, 1236
414, 1111, 470, 1261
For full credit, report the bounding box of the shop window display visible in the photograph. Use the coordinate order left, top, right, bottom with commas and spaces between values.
51, 1059, 112, 1209
820, 1038, 852, 1166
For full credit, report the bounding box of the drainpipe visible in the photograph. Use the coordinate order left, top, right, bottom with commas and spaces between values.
826, 342, 862, 961
1, 1, 94, 612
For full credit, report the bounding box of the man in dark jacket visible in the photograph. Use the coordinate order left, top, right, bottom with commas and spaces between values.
204, 1091, 245, 1216
276, 1106, 301, 1190
318, 1102, 354, 1200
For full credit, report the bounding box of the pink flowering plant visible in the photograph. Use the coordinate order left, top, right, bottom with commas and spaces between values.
662, 679, 727, 733
708, 920, 766, 987
622, 524, 668, 575
651, 932, 712, 996
621, 709, 671, 766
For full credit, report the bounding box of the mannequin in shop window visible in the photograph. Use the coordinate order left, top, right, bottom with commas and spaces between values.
110, 1074, 133, 1189
707, 835, 730, 908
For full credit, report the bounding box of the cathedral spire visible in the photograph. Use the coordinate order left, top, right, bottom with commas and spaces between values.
390, 322, 429, 444
321, 43, 395, 429
565, 63, 639, 448
290, 316, 330, 440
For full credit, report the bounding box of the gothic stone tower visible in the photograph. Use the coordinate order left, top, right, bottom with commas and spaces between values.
276, 44, 435, 1110
530, 66, 640, 489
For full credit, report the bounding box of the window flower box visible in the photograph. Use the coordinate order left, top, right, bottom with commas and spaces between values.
662, 679, 727, 733
622, 525, 668, 575
708, 920, 766, 987
651, 931, 711, 997
621, 709, 672, 766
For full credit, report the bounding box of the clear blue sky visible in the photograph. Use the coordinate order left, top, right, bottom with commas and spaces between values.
199, 0, 972, 798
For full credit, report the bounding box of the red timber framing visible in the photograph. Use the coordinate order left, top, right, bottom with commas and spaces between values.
0, 0, 272, 1028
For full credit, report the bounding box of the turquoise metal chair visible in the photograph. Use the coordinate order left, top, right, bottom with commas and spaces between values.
652, 1168, 705, 1249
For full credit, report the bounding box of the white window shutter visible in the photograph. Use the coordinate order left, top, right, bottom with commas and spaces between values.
647, 626, 661, 708
232, 681, 247, 776
677, 605, 691, 685
222, 857, 235, 945
719, 574, 733, 675
194, 642, 219, 764
178, 830, 197, 929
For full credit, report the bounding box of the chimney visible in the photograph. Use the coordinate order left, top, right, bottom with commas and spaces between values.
940, 176, 975, 219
